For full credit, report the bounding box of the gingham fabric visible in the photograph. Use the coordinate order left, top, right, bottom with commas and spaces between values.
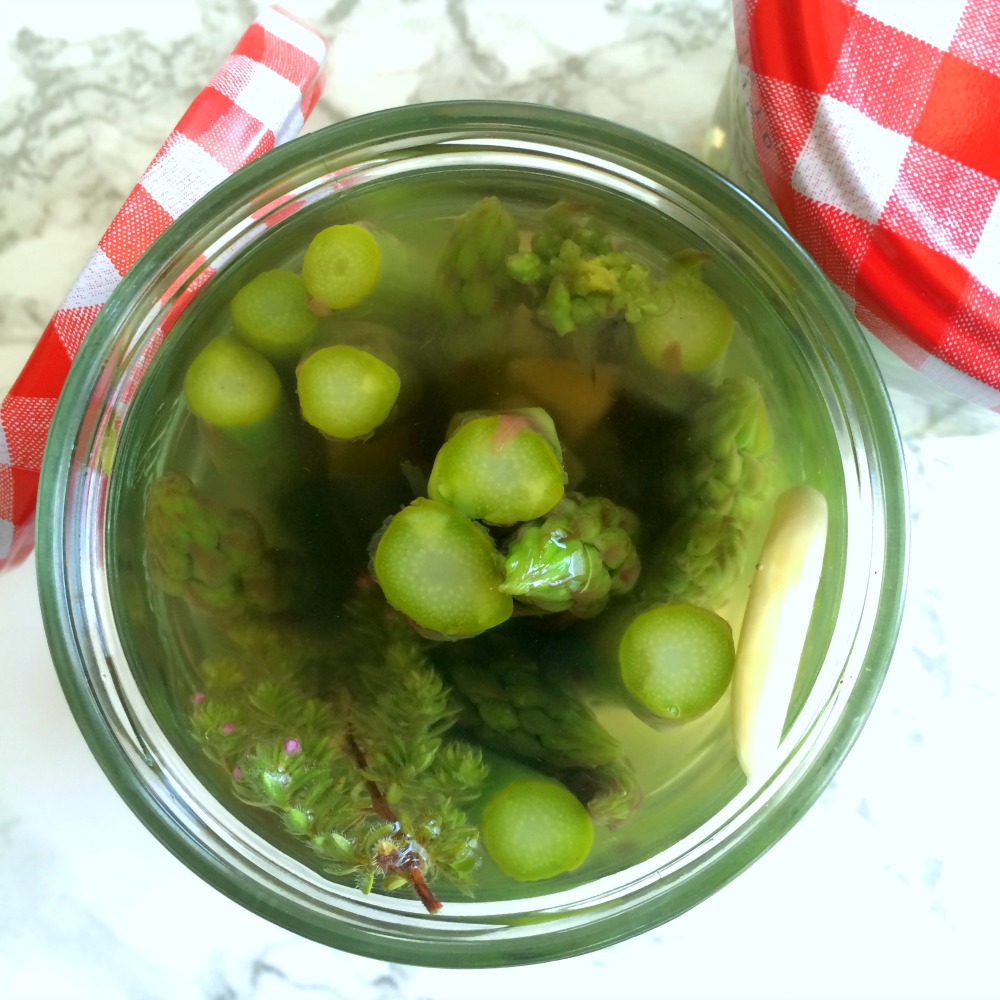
0, 6, 328, 572
734, 0, 1000, 410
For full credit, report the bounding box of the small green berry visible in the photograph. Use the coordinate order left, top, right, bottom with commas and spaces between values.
618, 603, 735, 720
230, 269, 318, 360
296, 344, 400, 440
372, 498, 513, 638
482, 780, 594, 882
427, 411, 565, 526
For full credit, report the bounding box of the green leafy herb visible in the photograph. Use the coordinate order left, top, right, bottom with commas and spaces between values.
189, 586, 487, 912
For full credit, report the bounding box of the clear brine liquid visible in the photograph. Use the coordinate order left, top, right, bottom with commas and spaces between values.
109, 174, 811, 904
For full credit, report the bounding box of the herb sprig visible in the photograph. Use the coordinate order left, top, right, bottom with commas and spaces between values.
190, 585, 486, 912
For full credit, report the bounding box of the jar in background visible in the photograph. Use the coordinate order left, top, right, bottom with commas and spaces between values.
707, 0, 1000, 416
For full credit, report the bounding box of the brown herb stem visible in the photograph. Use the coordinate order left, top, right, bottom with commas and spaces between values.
344, 732, 443, 914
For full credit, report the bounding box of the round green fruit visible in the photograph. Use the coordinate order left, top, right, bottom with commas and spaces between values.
372, 498, 513, 638
618, 602, 735, 720
482, 780, 594, 882
296, 344, 400, 440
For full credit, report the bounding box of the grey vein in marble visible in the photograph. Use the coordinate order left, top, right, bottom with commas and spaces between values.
0, 0, 733, 373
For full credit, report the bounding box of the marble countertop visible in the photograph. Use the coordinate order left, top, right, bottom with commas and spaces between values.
1, 2, 998, 998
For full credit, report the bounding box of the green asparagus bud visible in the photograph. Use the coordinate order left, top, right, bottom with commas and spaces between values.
434, 196, 521, 325
644, 375, 774, 610
427, 408, 566, 526
436, 645, 642, 826
634, 251, 734, 374
143, 473, 293, 617
444, 654, 618, 769
506, 202, 657, 336
501, 492, 641, 618
371, 497, 513, 639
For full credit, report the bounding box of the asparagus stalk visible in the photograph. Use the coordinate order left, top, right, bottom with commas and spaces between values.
633, 251, 734, 376
427, 407, 566, 527
302, 224, 382, 311
230, 268, 319, 362
183, 334, 301, 474
617, 602, 736, 722
506, 201, 658, 337
481, 773, 595, 883
434, 636, 643, 827
643, 374, 774, 611
501, 492, 641, 618
296, 344, 401, 441
143, 472, 300, 617
371, 497, 513, 639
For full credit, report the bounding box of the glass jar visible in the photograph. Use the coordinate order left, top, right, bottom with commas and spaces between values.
35, 102, 907, 968
704, 61, 780, 220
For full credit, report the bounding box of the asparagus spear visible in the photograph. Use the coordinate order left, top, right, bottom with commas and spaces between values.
371, 497, 513, 639
481, 775, 594, 883
296, 344, 401, 441
230, 269, 319, 362
183, 335, 282, 427
506, 201, 658, 337
183, 334, 302, 474
434, 195, 521, 326
426, 408, 566, 527
143, 472, 297, 617
634, 251, 734, 375
302, 224, 382, 311
501, 492, 641, 618
618, 602, 735, 722
435, 637, 643, 826
643, 375, 774, 611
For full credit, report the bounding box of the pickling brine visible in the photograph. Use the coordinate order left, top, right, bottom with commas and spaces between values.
109, 178, 828, 912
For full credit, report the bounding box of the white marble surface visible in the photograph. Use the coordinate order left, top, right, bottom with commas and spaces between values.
1, 2, 998, 998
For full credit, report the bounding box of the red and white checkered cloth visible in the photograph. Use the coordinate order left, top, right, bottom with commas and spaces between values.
734, 0, 1000, 410
0, 6, 328, 572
